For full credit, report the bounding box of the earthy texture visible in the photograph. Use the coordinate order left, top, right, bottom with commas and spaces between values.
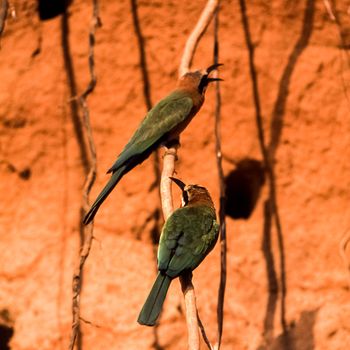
1, 0, 350, 349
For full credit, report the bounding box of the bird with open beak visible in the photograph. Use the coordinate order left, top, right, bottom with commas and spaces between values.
137, 177, 219, 326
83, 64, 223, 224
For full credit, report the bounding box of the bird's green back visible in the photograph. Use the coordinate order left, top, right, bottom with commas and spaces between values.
108, 91, 193, 173
158, 205, 219, 278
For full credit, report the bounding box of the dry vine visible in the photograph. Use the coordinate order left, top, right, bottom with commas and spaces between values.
0, 0, 8, 46
68, 1, 101, 350
160, 1, 219, 349
212, 6, 226, 350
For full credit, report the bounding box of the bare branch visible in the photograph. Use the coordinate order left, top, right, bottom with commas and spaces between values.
198, 312, 214, 350
212, 6, 226, 350
160, 143, 179, 219
323, 0, 336, 21
180, 273, 200, 350
179, 0, 219, 76
68, 1, 101, 350
159, 1, 219, 348
161, 144, 203, 350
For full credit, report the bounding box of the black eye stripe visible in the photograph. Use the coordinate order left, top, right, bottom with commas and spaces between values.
182, 191, 189, 204
198, 75, 208, 94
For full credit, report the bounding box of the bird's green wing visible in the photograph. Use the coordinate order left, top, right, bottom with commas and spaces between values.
158, 206, 219, 278
108, 92, 193, 173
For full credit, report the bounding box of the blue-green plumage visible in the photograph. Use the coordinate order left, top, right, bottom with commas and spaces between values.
138, 180, 219, 326
137, 273, 171, 327
83, 92, 193, 224
83, 64, 222, 225
108, 92, 193, 174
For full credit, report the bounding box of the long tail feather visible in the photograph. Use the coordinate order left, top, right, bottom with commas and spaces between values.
138, 273, 172, 326
83, 166, 126, 225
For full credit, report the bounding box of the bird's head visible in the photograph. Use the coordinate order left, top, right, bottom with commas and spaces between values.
170, 177, 214, 207
178, 63, 223, 95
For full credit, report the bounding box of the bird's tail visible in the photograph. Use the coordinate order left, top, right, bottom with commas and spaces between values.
137, 272, 172, 326
83, 166, 126, 225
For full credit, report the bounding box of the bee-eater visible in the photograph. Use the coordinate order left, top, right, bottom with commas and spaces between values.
137, 177, 219, 326
83, 64, 222, 225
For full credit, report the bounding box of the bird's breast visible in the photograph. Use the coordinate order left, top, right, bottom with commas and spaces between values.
167, 98, 204, 141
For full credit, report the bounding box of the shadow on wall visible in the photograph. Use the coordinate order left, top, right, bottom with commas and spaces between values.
258, 309, 318, 350
38, 0, 71, 20
238, 0, 315, 347
0, 309, 14, 350
225, 158, 265, 220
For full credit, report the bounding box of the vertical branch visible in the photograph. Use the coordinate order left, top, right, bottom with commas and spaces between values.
212, 5, 226, 350
160, 143, 179, 220
68, 1, 101, 350
179, 0, 218, 76
160, 142, 202, 350
0, 0, 8, 46
160, 1, 219, 349
180, 272, 200, 350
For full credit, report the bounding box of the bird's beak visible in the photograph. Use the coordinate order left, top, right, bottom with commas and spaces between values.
169, 177, 186, 191
206, 77, 224, 83
206, 63, 223, 74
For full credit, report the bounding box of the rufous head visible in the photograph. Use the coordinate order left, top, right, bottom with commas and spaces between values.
169, 177, 214, 207
178, 63, 223, 95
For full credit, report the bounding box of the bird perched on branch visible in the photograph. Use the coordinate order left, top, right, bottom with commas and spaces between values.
83, 64, 223, 225
138, 177, 219, 326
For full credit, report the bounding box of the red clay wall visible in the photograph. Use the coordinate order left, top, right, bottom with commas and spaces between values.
1, 1, 350, 349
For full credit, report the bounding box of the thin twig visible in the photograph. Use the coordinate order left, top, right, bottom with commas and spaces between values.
198, 312, 214, 350
80, 316, 101, 328
0, 0, 9, 46
179, 0, 219, 76
323, 0, 336, 21
212, 5, 226, 350
68, 2, 101, 350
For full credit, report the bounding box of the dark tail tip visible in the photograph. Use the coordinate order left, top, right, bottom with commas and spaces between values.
137, 318, 156, 327
83, 206, 98, 225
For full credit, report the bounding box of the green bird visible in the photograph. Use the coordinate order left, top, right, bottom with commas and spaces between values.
138, 177, 219, 326
83, 64, 222, 225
